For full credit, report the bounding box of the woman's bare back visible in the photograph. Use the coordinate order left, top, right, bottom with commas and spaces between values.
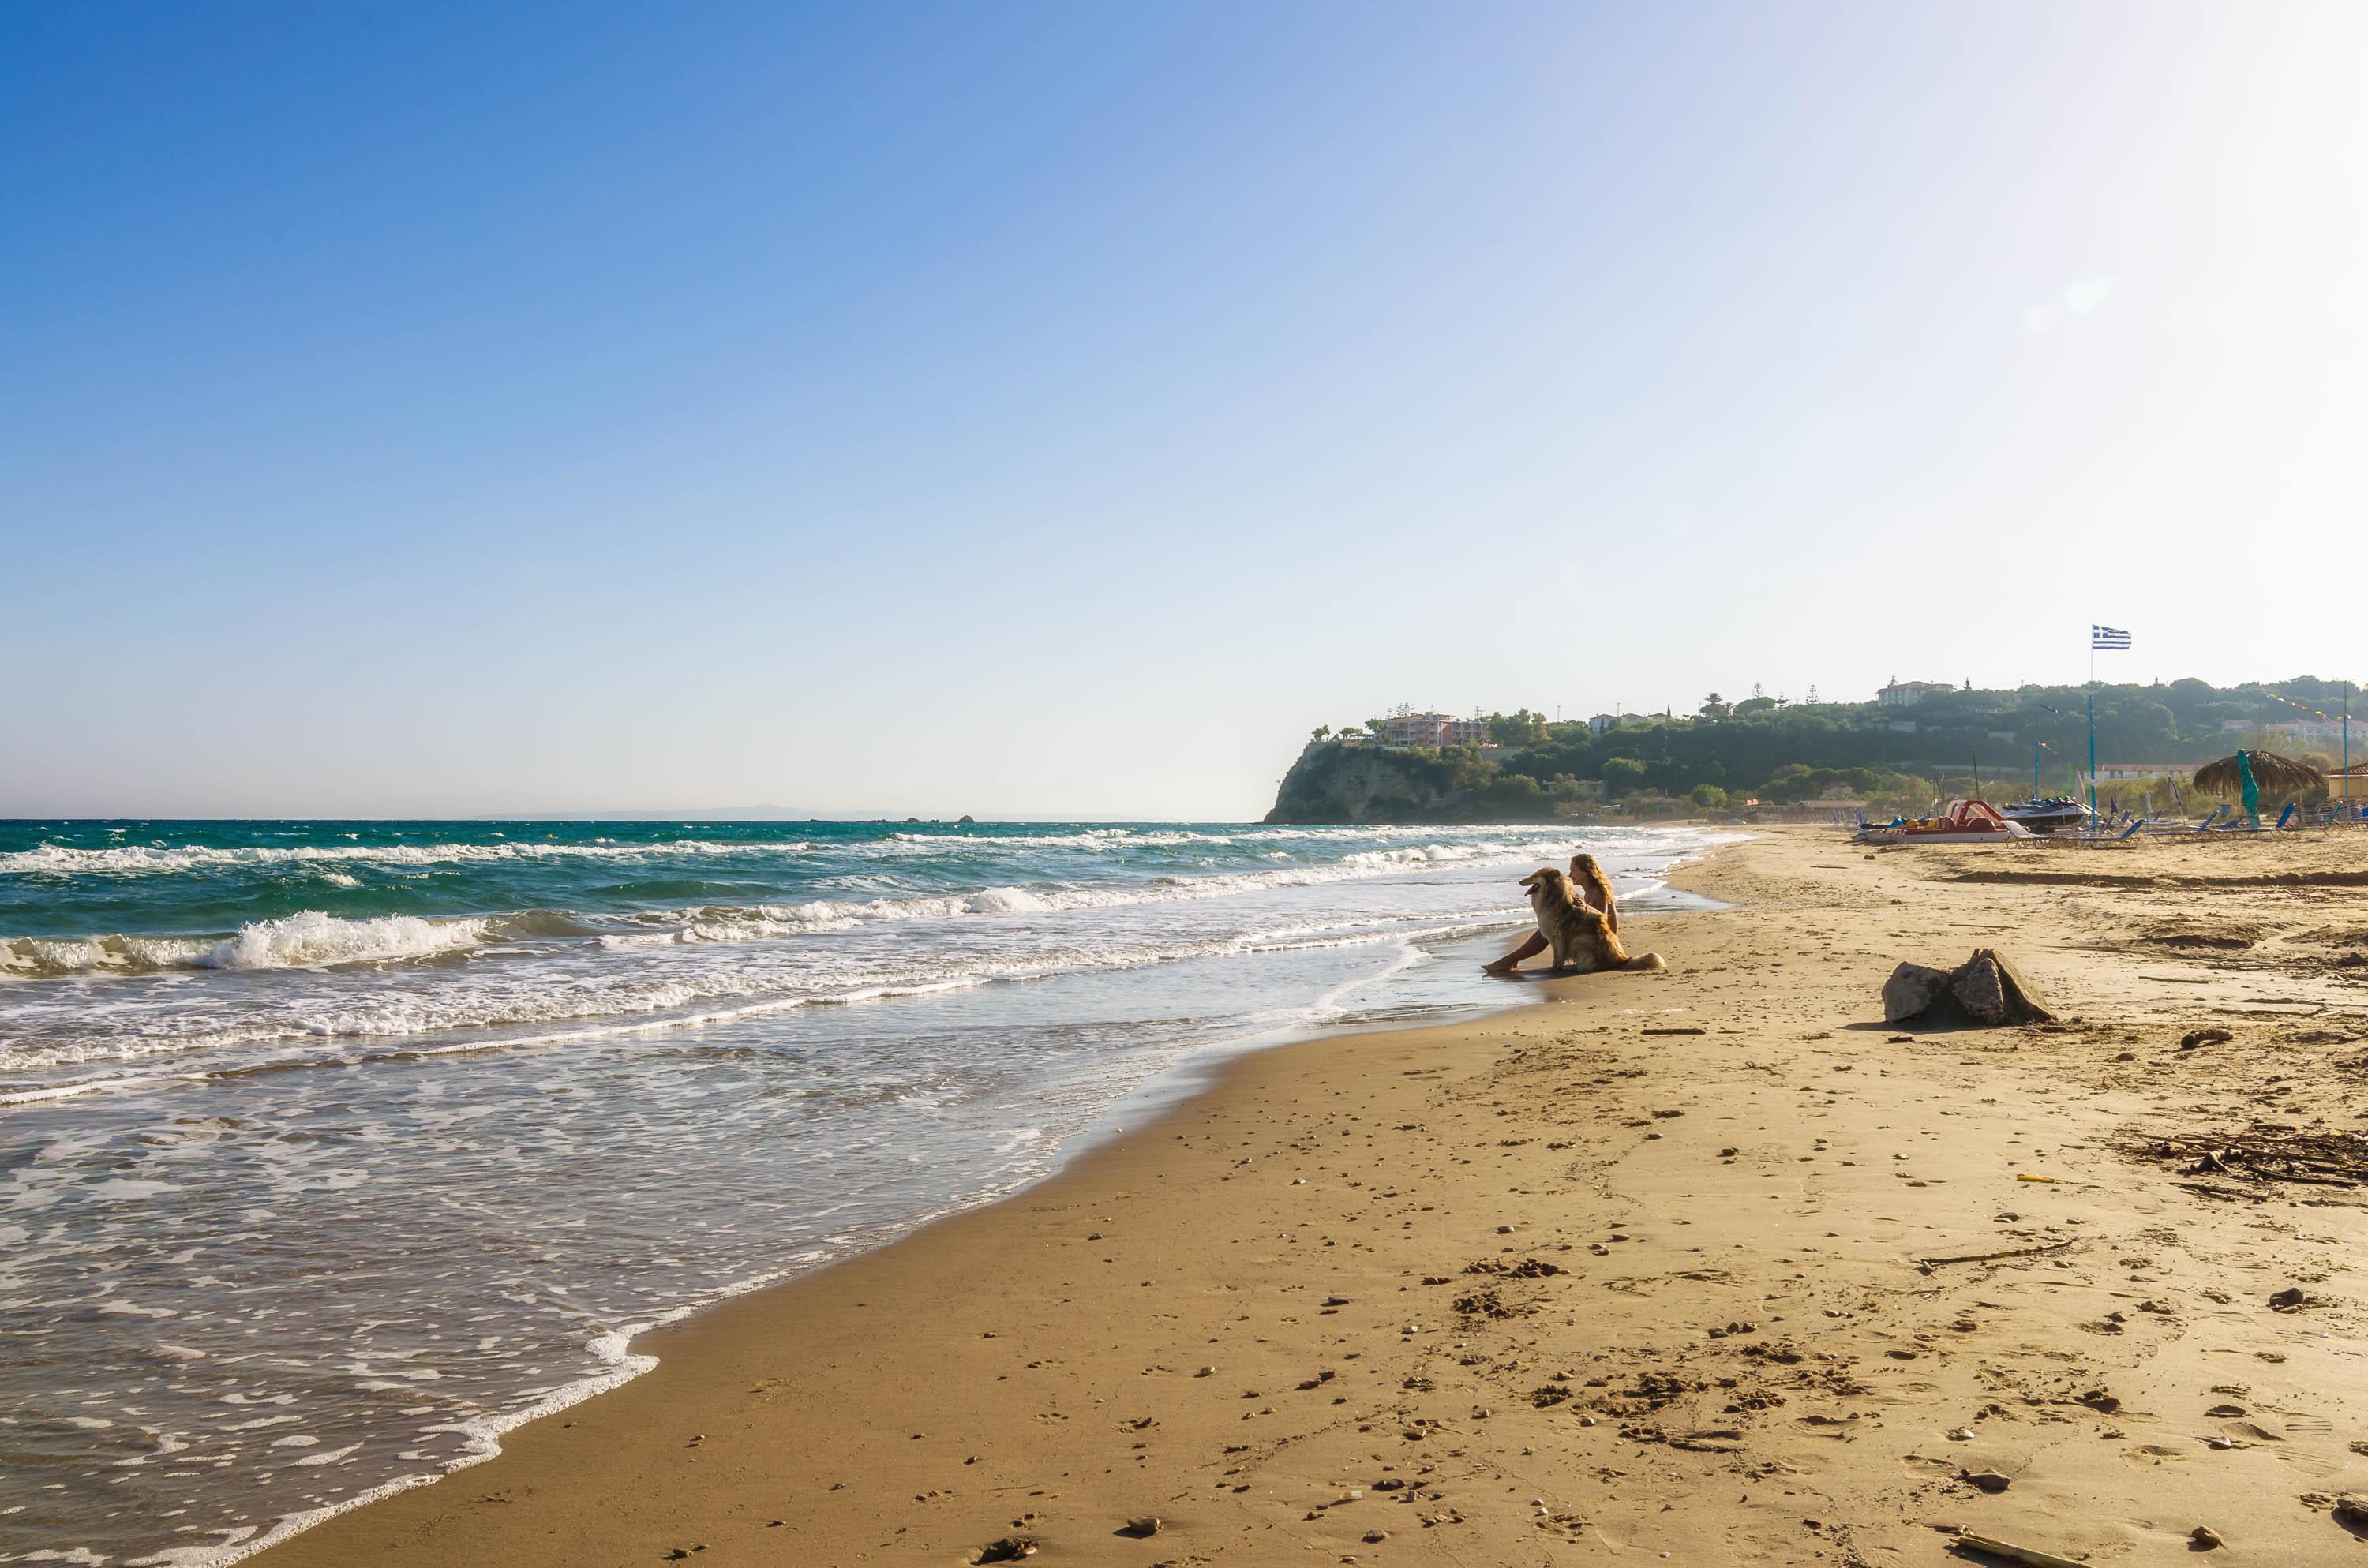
1568, 852, 1617, 934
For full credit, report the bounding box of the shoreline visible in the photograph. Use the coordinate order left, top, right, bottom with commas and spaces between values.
188, 943, 1546, 1568
253, 827, 2368, 1566
238, 846, 1727, 1568
190, 893, 1594, 1567
230, 892, 1649, 1568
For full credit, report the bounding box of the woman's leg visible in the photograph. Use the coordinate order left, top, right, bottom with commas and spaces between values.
1484, 930, 1549, 974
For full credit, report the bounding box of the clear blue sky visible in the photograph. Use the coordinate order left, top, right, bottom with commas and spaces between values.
6, 2, 2363, 818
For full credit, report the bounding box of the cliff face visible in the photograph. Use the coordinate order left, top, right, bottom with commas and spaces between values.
1263, 743, 1456, 825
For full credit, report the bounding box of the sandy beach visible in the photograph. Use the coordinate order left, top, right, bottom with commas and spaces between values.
253, 825, 2368, 1567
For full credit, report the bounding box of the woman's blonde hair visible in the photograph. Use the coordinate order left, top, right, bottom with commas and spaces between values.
1568, 852, 1617, 928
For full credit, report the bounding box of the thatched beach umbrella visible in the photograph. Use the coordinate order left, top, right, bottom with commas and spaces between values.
2192, 749, 2324, 799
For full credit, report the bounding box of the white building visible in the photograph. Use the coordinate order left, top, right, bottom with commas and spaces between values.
2261, 718, 2348, 747
1877, 679, 1952, 709
2216, 724, 2349, 748
2078, 763, 2187, 786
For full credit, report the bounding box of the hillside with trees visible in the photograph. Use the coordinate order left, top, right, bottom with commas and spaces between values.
1265, 678, 2364, 825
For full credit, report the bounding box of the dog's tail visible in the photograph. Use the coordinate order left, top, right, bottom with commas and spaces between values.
1622, 952, 1667, 972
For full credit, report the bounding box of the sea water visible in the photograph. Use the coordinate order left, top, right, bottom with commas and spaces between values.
0, 819, 1724, 1564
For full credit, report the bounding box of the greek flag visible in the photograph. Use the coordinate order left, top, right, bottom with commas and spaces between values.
2091, 625, 2131, 650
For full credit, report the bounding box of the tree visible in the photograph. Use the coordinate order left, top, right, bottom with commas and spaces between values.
1698, 693, 1730, 721
1489, 709, 1548, 747
1602, 755, 1648, 788
1690, 783, 1729, 810
1311, 725, 1331, 742
1365, 718, 1386, 736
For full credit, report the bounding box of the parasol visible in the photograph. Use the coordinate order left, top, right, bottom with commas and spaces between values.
2191, 749, 2324, 799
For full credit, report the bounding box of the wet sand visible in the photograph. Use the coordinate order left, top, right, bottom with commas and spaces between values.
256, 825, 2368, 1566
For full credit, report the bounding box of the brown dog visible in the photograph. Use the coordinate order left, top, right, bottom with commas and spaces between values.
1519, 867, 1664, 973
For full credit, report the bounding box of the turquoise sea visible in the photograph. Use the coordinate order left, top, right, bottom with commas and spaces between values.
0, 818, 1723, 1565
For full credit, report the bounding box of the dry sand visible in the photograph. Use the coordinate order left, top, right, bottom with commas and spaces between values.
255, 826, 2368, 1566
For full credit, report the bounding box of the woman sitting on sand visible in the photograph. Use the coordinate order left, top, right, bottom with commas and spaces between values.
1484, 852, 1617, 974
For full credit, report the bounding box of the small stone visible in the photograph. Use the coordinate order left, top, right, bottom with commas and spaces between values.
1946, 1428, 1973, 1442
1362, 1529, 1390, 1543
2270, 1287, 2309, 1311
1122, 1516, 1162, 1537
2190, 1526, 2224, 1549
1965, 1470, 2011, 1493
2205, 1403, 2246, 1418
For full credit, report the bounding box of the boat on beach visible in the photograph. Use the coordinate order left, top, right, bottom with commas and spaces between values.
1999, 796, 2092, 834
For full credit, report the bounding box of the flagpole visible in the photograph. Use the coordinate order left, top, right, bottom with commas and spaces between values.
2086, 632, 2097, 833
2087, 688, 2097, 832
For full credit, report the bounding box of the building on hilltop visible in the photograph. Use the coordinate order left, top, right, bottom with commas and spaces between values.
1381, 711, 1451, 747
2277, 718, 2349, 747
1441, 717, 1489, 748
1877, 678, 1952, 709
1379, 711, 1493, 749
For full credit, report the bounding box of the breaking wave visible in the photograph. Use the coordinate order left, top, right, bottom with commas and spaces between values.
5, 912, 494, 978
0, 838, 795, 878
2, 838, 1593, 979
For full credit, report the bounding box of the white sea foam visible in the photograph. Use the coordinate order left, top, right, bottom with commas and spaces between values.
3, 836, 1594, 982
0, 908, 1529, 1080
5, 914, 489, 978
0, 823, 1668, 879
0, 838, 800, 878
204, 911, 490, 970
